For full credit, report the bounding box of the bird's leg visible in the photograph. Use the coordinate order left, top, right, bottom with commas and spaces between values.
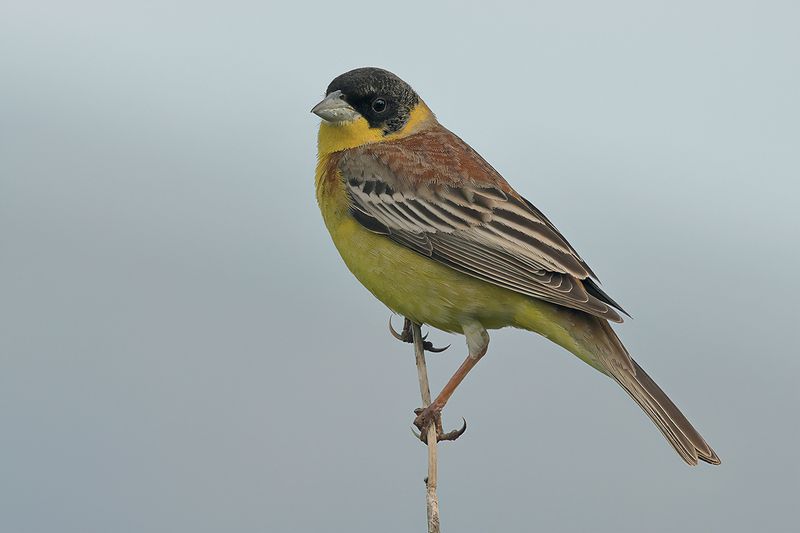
389, 316, 450, 353
413, 322, 489, 443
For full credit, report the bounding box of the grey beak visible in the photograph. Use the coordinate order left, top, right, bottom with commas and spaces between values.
311, 90, 360, 123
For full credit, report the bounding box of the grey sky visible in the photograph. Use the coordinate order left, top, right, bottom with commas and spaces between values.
2, 1, 798, 532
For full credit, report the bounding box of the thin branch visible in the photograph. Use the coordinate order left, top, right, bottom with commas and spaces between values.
411, 321, 440, 533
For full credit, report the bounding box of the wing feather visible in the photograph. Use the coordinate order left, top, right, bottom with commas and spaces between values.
338, 128, 627, 322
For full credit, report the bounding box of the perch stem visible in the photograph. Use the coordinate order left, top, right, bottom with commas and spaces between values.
411, 321, 440, 533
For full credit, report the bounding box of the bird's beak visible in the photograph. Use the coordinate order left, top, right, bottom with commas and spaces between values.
311, 90, 360, 123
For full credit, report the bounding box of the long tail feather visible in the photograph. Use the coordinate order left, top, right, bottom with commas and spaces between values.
518, 300, 719, 465
596, 321, 720, 465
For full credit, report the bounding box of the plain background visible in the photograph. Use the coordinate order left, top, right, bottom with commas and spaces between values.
2, 1, 798, 531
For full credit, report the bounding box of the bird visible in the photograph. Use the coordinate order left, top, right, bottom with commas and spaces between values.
311, 67, 719, 466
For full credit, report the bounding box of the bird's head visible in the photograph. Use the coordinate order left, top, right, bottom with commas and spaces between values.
312, 67, 437, 154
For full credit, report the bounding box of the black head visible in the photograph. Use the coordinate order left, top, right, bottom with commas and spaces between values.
325, 67, 420, 134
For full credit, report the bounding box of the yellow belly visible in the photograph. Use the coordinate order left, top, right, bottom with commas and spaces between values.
316, 159, 541, 333
314, 156, 611, 373
328, 218, 524, 332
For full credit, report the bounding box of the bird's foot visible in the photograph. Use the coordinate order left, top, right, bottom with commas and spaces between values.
389, 317, 450, 353
412, 405, 467, 444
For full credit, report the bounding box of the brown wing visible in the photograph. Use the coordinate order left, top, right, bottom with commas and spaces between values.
339, 125, 626, 322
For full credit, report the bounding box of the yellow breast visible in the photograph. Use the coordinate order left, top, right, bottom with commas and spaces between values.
315, 154, 530, 332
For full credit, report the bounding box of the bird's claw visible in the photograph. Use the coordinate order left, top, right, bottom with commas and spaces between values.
411, 406, 467, 444
389, 316, 413, 342
388, 316, 450, 353
424, 342, 450, 353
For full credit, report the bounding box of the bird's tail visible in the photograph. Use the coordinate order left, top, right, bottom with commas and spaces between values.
598, 321, 720, 465
518, 303, 720, 465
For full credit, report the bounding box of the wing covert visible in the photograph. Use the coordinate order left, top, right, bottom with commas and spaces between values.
339, 129, 626, 322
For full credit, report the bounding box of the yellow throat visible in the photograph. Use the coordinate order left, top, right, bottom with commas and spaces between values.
316, 101, 437, 156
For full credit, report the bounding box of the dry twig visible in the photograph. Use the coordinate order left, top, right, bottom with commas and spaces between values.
411, 321, 440, 533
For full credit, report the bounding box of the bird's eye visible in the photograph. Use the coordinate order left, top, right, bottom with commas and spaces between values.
371, 98, 387, 113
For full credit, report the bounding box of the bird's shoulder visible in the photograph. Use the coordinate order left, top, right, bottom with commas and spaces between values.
339, 124, 519, 196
